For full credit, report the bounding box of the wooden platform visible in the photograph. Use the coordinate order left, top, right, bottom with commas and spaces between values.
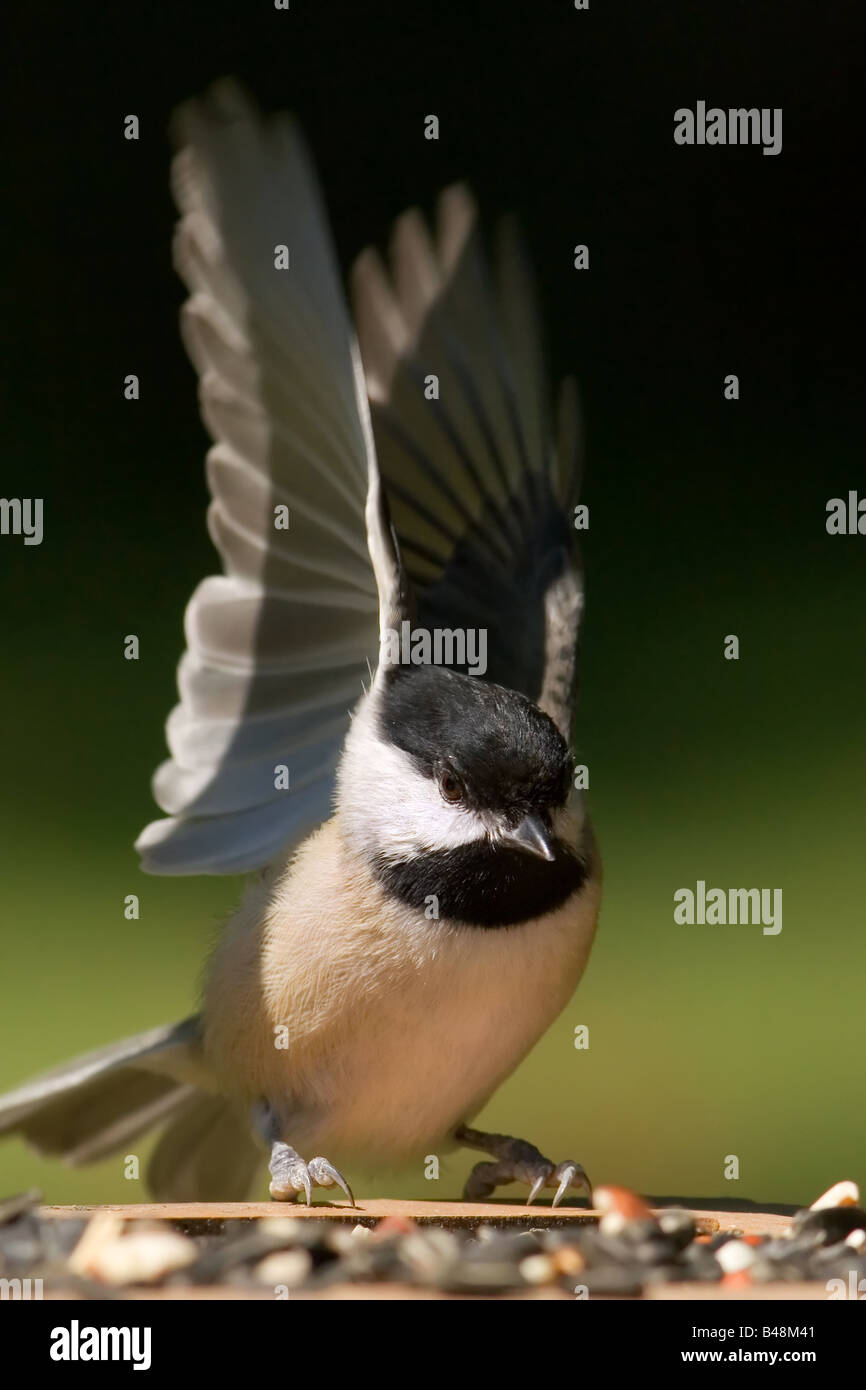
26, 1198, 828, 1297
39, 1197, 795, 1238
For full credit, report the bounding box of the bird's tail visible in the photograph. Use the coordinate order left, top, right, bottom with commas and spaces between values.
0, 1017, 263, 1200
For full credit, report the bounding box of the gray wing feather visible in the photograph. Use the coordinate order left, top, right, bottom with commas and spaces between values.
352, 185, 585, 734
0, 1017, 205, 1133
0, 1017, 208, 1168
135, 82, 397, 875
0, 1015, 262, 1198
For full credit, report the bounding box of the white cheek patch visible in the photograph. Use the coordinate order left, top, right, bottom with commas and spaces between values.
337, 695, 487, 862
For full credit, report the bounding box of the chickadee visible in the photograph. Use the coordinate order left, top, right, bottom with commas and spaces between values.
0, 82, 601, 1207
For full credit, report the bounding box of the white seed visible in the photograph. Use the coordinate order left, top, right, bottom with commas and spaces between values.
76, 1230, 197, 1285
255, 1250, 312, 1288
68, 1213, 126, 1276
716, 1240, 756, 1274
810, 1180, 860, 1211
520, 1254, 556, 1285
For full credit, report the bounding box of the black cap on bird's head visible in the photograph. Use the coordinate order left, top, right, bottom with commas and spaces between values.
378, 664, 574, 858
337, 662, 590, 927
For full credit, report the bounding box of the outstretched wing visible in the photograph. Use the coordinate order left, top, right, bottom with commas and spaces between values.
136, 82, 400, 876
352, 187, 584, 737
138, 84, 581, 878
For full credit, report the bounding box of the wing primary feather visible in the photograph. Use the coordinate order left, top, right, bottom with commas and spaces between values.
137, 83, 385, 875
354, 173, 585, 719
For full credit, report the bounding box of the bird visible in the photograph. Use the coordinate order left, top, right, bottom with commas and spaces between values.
0, 80, 602, 1209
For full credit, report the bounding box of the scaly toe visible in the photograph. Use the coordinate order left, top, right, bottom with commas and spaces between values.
269, 1159, 312, 1205
307, 1156, 356, 1206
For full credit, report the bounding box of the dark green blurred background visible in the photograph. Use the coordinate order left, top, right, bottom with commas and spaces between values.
1, 1, 863, 1206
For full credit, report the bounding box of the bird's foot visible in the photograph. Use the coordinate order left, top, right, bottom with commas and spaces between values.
268, 1140, 355, 1206
456, 1123, 592, 1208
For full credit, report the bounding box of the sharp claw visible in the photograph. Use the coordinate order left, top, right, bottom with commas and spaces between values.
551, 1170, 572, 1208
335, 1174, 355, 1207
319, 1159, 356, 1207
526, 1173, 546, 1206
551, 1160, 592, 1208
460, 1131, 591, 1209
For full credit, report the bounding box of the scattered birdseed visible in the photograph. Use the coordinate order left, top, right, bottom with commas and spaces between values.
0, 1180, 860, 1298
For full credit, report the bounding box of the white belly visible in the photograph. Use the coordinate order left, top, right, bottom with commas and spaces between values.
202, 819, 601, 1163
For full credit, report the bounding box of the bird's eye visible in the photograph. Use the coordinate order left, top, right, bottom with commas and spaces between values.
439, 769, 464, 804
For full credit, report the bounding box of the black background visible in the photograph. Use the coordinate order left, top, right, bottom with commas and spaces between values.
4, 0, 862, 550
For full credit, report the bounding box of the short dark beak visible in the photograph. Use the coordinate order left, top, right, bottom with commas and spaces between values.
500, 814, 556, 861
